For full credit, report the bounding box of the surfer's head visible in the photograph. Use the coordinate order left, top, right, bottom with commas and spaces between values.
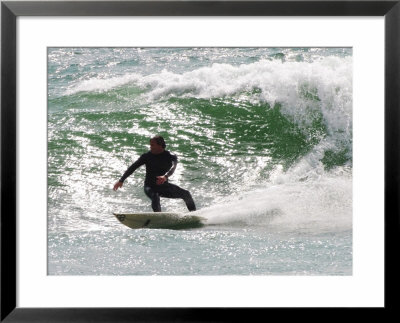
150, 135, 166, 154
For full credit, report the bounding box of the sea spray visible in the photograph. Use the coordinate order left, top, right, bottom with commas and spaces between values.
195, 167, 351, 233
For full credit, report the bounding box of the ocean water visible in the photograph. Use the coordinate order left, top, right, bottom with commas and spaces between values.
48, 47, 352, 275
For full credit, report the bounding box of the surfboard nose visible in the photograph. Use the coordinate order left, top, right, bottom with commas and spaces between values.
114, 213, 126, 222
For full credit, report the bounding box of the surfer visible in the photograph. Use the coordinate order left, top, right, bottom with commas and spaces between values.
113, 136, 196, 212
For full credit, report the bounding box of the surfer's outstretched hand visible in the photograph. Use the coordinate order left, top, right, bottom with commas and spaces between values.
113, 181, 123, 191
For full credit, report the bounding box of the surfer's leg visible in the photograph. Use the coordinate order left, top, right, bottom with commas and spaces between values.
159, 183, 196, 212
182, 190, 196, 211
144, 185, 161, 212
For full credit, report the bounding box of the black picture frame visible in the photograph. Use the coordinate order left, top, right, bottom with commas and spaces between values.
1, 1, 399, 321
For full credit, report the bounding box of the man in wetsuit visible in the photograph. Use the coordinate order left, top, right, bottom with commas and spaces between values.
113, 136, 196, 212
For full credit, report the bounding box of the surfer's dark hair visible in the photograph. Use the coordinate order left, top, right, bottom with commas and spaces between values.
151, 135, 166, 148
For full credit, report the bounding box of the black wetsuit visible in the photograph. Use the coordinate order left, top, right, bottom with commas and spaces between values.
119, 151, 196, 212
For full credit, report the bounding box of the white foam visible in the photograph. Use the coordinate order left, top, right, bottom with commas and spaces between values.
65, 56, 352, 141
65, 73, 142, 95
196, 169, 352, 233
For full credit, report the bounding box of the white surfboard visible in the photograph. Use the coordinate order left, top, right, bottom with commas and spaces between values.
113, 212, 206, 230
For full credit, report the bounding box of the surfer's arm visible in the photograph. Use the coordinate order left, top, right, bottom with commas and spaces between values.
119, 154, 146, 183
164, 156, 178, 179
164, 162, 177, 179
156, 155, 177, 185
